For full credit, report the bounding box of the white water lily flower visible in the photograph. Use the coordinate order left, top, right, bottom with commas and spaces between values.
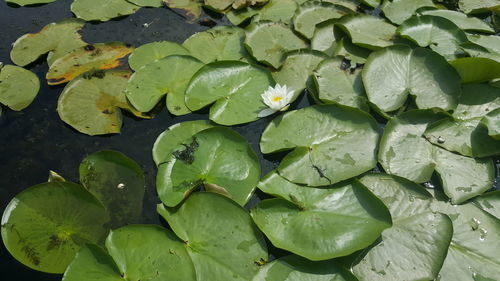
258, 84, 294, 117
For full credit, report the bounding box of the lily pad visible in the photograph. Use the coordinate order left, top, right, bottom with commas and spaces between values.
260, 104, 379, 186
381, 0, 435, 24
458, 0, 500, 14
272, 49, 327, 99
351, 173, 453, 281
378, 109, 495, 204
1, 182, 109, 273
473, 191, 500, 219
397, 15, 469, 59
125, 55, 204, 115
362, 45, 461, 112
292, 1, 352, 39
311, 57, 368, 111
185, 61, 274, 125
163, 0, 202, 22
128, 41, 189, 71
157, 192, 269, 280
454, 83, 500, 120
62, 225, 196, 281
127, 0, 163, 7
311, 20, 336, 56
334, 36, 371, 64
71, 0, 140, 22
252, 255, 357, 280
57, 70, 139, 136
251, 171, 392, 260
467, 34, 500, 56
152, 120, 214, 166
482, 108, 500, 140
449, 57, 500, 83
10, 18, 86, 67
419, 9, 495, 33
244, 21, 307, 69
336, 14, 396, 50
0, 64, 40, 111
79, 150, 145, 229
156, 127, 260, 207
227, 0, 298, 25
183, 26, 250, 64
5, 0, 57, 5
46, 42, 134, 85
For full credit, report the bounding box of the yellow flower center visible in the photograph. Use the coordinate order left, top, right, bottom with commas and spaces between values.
272, 96, 283, 102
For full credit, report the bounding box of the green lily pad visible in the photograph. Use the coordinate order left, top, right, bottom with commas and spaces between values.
378, 109, 495, 204
47, 42, 134, 85
163, 0, 202, 22
351, 173, 453, 281
10, 18, 86, 67
334, 36, 371, 64
5, 0, 57, 5
227, 0, 298, 25
62, 225, 196, 281
183, 26, 250, 64
48, 170, 66, 182
458, 0, 500, 14
0, 64, 40, 111
156, 127, 260, 207
157, 192, 268, 280
185, 61, 274, 125
244, 21, 307, 69
125, 55, 204, 115
272, 49, 327, 99
1, 182, 109, 273
482, 108, 500, 140
292, 1, 352, 39
71, 0, 140, 22
251, 172, 392, 260
381, 0, 435, 24
360, 0, 379, 8
467, 34, 500, 56
152, 120, 214, 166
449, 57, 500, 83
79, 150, 145, 229
473, 191, 500, 219
454, 83, 500, 120
362, 45, 461, 112
336, 14, 396, 50
57, 70, 139, 136
397, 15, 469, 59
260, 104, 379, 186
204, 0, 233, 11
431, 193, 500, 281
252, 255, 357, 280
311, 20, 336, 56
128, 41, 189, 71
127, 0, 163, 7
418, 9, 495, 33
311, 57, 368, 111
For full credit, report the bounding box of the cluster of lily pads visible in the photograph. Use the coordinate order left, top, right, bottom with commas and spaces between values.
1, 0, 500, 280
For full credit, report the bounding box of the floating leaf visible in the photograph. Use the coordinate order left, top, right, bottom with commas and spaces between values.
454, 83, 500, 120
252, 255, 356, 280
458, 0, 500, 14
127, 0, 163, 7
128, 41, 189, 71
71, 0, 140, 22
260, 104, 379, 186
397, 15, 469, 59
10, 18, 86, 67
47, 170, 66, 182
467, 34, 500, 56
336, 14, 396, 50
163, 0, 202, 22
381, 0, 435, 24
185, 61, 274, 125
351, 174, 453, 281
125, 55, 204, 115
362, 45, 461, 112
419, 8, 495, 33
378, 109, 495, 204
0, 64, 40, 111
449, 57, 500, 83
183, 26, 250, 64
473, 191, 500, 219
311, 57, 368, 111
482, 108, 500, 140
156, 127, 260, 207
311, 20, 336, 56
152, 120, 214, 166
46, 42, 134, 85
5, 0, 57, 5
57, 70, 138, 136
251, 172, 391, 260
62, 226, 196, 281
79, 150, 145, 229
334, 36, 371, 64
157, 192, 268, 280
244, 21, 307, 69
292, 1, 352, 39
204, 0, 233, 11
1, 182, 109, 273
272, 49, 327, 99
227, 0, 298, 25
